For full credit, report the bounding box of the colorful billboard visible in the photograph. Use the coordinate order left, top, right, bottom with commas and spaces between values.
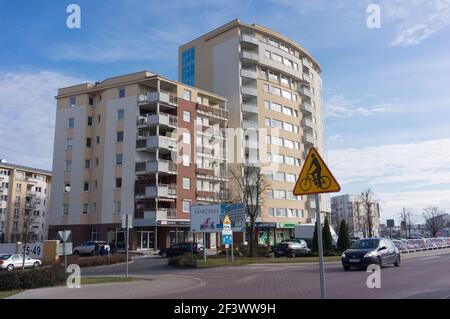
190, 203, 246, 233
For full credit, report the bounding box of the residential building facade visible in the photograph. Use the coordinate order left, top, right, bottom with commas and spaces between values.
0, 161, 51, 243
331, 194, 381, 238
179, 19, 329, 245
48, 71, 228, 250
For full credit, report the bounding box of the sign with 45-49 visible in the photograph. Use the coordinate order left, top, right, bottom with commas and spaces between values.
20, 243, 43, 259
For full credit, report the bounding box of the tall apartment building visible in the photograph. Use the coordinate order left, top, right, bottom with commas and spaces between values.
331, 194, 380, 238
0, 161, 51, 243
49, 71, 228, 250
179, 19, 328, 244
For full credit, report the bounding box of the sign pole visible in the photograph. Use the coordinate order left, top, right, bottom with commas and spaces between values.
315, 194, 326, 299
64, 230, 67, 271
231, 239, 234, 263
126, 216, 129, 279
203, 233, 207, 264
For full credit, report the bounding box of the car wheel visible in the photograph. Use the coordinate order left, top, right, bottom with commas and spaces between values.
377, 256, 382, 267
161, 252, 167, 258
7, 264, 14, 271
73, 250, 79, 256
343, 266, 351, 271
33, 261, 40, 269
394, 255, 401, 267
291, 251, 296, 258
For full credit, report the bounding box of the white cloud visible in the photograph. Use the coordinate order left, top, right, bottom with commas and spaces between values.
328, 138, 450, 186
324, 94, 390, 118
383, 0, 450, 47
0, 71, 88, 169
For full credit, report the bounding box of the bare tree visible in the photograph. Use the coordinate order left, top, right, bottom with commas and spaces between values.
228, 163, 269, 257
423, 206, 446, 237
398, 207, 415, 238
21, 193, 39, 272
360, 189, 379, 238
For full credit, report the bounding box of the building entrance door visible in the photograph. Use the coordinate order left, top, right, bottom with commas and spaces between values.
140, 231, 154, 250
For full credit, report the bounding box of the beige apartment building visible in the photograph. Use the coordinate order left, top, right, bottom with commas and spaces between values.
179, 19, 329, 245
0, 161, 52, 243
48, 71, 228, 250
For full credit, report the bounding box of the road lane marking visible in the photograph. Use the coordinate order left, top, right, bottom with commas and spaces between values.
420, 256, 442, 260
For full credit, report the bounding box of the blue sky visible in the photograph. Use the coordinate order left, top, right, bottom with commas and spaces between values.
1, 0, 450, 222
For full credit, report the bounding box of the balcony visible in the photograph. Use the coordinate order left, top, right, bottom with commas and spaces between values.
241, 86, 258, 97
137, 113, 178, 128
300, 87, 312, 98
196, 166, 215, 176
301, 102, 313, 113
136, 184, 177, 199
199, 127, 226, 139
304, 134, 315, 144
136, 136, 177, 152
240, 50, 259, 62
242, 120, 259, 130
303, 73, 312, 82
138, 90, 178, 106
241, 69, 257, 79
0, 213, 7, 222
196, 190, 229, 202
196, 103, 228, 120
240, 34, 259, 45
135, 160, 177, 175
133, 209, 177, 226
242, 103, 258, 114
196, 146, 215, 156
302, 118, 314, 129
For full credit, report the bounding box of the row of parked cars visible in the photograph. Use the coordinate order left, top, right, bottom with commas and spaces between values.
392, 237, 450, 252
0, 254, 42, 271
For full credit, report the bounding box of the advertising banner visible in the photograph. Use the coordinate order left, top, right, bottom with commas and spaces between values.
190, 203, 246, 233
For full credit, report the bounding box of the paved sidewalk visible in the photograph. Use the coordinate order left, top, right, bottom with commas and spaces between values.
8, 275, 204, 299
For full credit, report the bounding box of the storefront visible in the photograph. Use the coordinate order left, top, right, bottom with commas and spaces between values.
252, 222, 298, 246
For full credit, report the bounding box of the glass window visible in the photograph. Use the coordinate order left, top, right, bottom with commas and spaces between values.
85, 159, 91, 169
271, 102, 282, 112
87, 116, 93, 126
65, 160, 71, 171
183, 90, 191, 101
268, 208, 275, 217
83, 182, 89, 192
181, 47, 195, 86
68, 117, 74, 128
117, 109, 124, 120
271, 86, 281, 96
283, 106, 292, 116
119, 88, 126, 98
117, 131, 124, 143
183, 132, 191, 144
263, 84, 269, 93
183, 177, 190, 190
64, 183, 71, 193
264, 101, 270, 109
269, 71, 279, 82
183, 111, 191, 122
272, 53, 282, 63
115, 178, 122, 189
265, 50, 271, 58
63, 204, 69, 215
116, 154, 123, 165
282, 90, 292, 100
281, 75, 289, 85
183, 154, 190, 167
182, 200, 191, 213
283, 58, 293, 68
114, 201, 121, 213
269, 38, 279, 47
66, 138, 73, 150
69, 97, 76, 108
272, 136, 283, 146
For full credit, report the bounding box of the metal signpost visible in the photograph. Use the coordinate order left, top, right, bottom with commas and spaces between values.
293, 147, 341, 299
222, 215, 233, 263
122, 214, 132, 278
58, 229, 71, 271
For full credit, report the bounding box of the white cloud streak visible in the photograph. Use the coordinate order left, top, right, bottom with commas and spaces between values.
324, 94, 390, 118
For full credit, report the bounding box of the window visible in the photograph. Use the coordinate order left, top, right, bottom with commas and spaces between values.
283, 106, 292, 116
283, 58, 293, 68
183, 111, 191, 122
282, 90, 292, 100
119, 87, 126, 98
115, 178, 122, 189
271, 102, 282, 112
85, 159, 91, 169
271, 86, 281, 96
94, 180, 98, 189
268, 208, 275, 217
182, 200, 191, 213
263, 84, 269, 93
95, 158, 99, 166
272, 119, 282, 129
82, 203, 89, 214
269, 38, 279, 47
69, 97, 76, 108
63, 204, 69, 215
183, 132, 191, 144
284, 139, 294, 149
89, 97, 94, 106
97, 114, 101, 123
269, 71, 279, 82
183, 177, 191, 190
68, 118, 74, 128
64, 183, 71, 193
265, 50, 271, 58
84, 182, 90, 192
114, 201, 121, 213
272, 136, 283, 146
196, 96, 203, 104
181, 47, 195, 86
92, 203, 96, 213
183, 90, 191, 101
96, 136, 100, 145
281, 75, 289, 85
117, 131, 124, 143
264, 101, 270, 110
86, 137, 92, 148
65, 138, 73, 150
272, 53, 282, 63
116, 154, 123, 165
182, 154, 190, 167
65, 160, 72, 171
117, 109, 124, 120
87, 116, 93, 126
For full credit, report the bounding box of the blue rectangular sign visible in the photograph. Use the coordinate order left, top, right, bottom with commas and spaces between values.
222, 234, 233, 245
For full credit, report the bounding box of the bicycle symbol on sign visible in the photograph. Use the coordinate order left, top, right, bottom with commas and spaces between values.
299, 153, 331, 191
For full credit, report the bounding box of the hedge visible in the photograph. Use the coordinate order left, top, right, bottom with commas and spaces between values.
64, 254, 130, 268
0, 266, 68, 291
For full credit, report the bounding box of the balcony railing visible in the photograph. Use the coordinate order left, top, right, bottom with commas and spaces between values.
196, 103, 228, 120
135, 160, 177, 175
135, 183, 177, 199
241, 86, 258, 96
303, 73, 311, 82
241, 69, 257, 79
196, 146, 215, 156
304, 134, 315, 144
137, 113, 178, 128
242, 103, 258, 114
240, 50, 259, 62
302, 118, 314, 129
138, 90, 178, 106
300, 87, 312, 98
301, 102, 313, 113
242, 120, 259, 130
240, 34, 259, 45
136, 136, 177, 152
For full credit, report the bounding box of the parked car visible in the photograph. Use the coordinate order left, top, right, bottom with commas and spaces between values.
73, 241, 110, 256
0, 254, 41, 271
341, 238, 400, 270
282, 239, 309, 249
273, 242, 311, 257
159, 242, 204, 258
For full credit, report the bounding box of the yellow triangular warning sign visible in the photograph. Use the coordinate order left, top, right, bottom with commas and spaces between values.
293, 147, 341, 196
223, 214, 231, 225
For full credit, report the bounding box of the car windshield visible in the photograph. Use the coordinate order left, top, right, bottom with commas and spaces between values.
351, 239, 380, 249
0, 255, 11, 260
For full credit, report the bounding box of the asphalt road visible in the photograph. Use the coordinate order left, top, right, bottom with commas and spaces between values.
76, 249, 450, 299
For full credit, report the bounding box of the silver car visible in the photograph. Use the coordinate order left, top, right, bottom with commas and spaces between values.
0, 254, 42, 271
73, 241, 110, 256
